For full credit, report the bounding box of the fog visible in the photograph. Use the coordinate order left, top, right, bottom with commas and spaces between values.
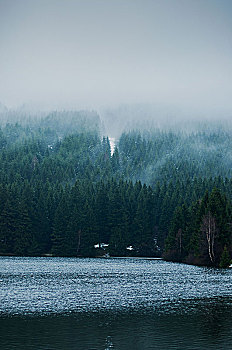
0, 0, 232, 118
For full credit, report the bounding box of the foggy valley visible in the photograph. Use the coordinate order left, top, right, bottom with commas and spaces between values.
1, 0, 232, 349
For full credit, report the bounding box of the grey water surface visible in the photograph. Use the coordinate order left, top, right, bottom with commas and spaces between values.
0, 256, 232, 349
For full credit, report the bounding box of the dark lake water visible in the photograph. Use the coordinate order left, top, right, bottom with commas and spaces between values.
0, 256, 232, 349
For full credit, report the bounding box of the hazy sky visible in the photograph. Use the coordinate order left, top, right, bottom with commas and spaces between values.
0, 0, 232, 113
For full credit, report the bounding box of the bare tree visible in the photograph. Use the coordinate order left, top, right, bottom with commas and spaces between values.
201, 212, 216, 264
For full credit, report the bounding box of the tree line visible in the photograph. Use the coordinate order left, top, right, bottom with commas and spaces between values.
0, 111, 231, 266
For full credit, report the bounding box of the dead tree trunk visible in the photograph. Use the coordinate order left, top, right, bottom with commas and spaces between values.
201, 212, 216, 264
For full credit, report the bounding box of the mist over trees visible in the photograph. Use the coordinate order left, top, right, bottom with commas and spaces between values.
0, 108, 232, 267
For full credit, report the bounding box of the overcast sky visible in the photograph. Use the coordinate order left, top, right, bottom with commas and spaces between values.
0, 0, 232, 113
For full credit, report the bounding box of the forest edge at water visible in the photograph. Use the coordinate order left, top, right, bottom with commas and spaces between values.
0, 110, 232, 268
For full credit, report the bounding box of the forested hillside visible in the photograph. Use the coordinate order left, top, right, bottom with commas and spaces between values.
0, 110, 232, 267
118, 128, 232, 184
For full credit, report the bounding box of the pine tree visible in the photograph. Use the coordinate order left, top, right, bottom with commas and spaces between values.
219, 246, 231, 268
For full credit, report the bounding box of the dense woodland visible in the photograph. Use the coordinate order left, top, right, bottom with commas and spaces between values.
0, 109, 232, 267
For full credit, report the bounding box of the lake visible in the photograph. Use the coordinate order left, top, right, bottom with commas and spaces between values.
0, 256, 232, 349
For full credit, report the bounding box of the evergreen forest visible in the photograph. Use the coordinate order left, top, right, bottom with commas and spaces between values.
0, 109, 232, 267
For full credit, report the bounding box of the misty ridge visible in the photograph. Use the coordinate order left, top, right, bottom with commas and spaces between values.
1, 103, 232, 186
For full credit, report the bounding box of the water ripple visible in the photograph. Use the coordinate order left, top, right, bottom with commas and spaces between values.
0, 257, 231, 316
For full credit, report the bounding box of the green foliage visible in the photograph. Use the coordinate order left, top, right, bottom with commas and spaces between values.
118, 129, 232, 185
219, 246, 231, 268
165, 188, 232, 266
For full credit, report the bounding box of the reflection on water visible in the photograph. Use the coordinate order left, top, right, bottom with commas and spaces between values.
1, 303, 232, 350
0, 257, 232, 349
